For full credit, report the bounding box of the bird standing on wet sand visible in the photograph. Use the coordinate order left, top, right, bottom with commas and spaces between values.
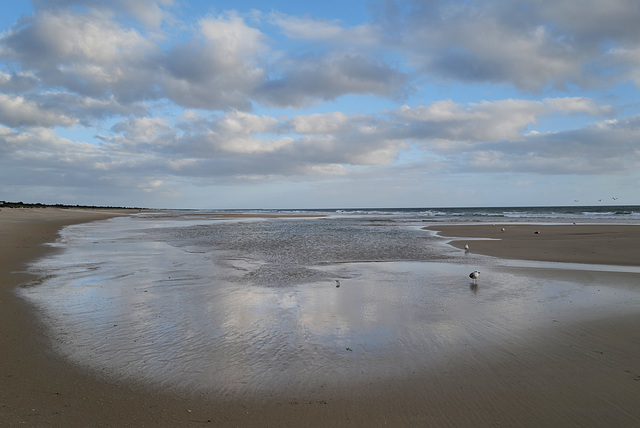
469, 270, 480, 283
335, 280, 340, 288
464, 244, 469, 251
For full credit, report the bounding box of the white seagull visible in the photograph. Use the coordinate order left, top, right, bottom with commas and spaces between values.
469, 270, 480, 283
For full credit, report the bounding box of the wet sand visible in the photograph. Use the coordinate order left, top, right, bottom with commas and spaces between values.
427, 223, 640, 266
1, 209, 640, 427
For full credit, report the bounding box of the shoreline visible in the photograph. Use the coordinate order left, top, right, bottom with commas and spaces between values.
427, 223, 640, 267
2, 209, 640, 426
0, 208, 329, 427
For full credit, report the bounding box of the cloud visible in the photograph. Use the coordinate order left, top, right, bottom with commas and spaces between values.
533, 0, 640, 43
1, 6, 407, 111
542, 97, 613, 116
0, 8, 158, 101
453, 114, 640, 175
30, 0, 175, 28
270, 13, 380, 45
380, 0, 584, 91
392, 97, 612, 142
1, 93, 622, 194
1, 5, 408, 112
0, 8, 268, 110
0, 94, 78, 127
110, 117, 173, 145
88, 107, 404, 180
3, 0, 640, 111
372, 0, 640, 91
217, 110, 279, 135
1, 0, 640, 206
87, 96, 615, 183
160, 13, 267, 110
0, 91, 146, 128
610, 46, 640, 88
257, 51, 409, 107
261, 12, 409, 106
0, 126, 108, 176
0, 71, 39, 92
291, 112, 350, 134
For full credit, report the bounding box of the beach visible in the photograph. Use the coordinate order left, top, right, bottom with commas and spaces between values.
427, 223, 640, 266
2, 209, 640, 427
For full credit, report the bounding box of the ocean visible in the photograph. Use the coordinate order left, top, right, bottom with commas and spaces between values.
18, 205, 640, 397
181, 204, 640, 222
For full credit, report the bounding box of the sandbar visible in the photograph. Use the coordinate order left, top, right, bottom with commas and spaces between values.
428, 223, 640, 266
1, 209, 640, 426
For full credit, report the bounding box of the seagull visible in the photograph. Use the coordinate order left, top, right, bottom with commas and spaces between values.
469, 270, 480, 283
464, 244, 469, 251
335, 280, 340, 288
501, 227, 505, 232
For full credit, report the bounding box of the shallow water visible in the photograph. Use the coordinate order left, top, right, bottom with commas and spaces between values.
19, 212, 640, 398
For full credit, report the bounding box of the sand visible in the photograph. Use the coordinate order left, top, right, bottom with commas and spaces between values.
427, 223, 640, 266
1, 209, 640, 427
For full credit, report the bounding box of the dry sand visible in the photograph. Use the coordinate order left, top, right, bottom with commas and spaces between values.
428, 223, 640, 266
1, 209, 640, 427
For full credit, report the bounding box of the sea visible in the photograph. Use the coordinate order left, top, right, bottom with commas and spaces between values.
18, 205, 640, 397
191, 204, 640, 221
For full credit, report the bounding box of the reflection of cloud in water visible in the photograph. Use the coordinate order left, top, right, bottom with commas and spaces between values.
19, 215, 640, 398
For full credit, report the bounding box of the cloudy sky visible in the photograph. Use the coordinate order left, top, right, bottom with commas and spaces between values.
1, 0, 639, 209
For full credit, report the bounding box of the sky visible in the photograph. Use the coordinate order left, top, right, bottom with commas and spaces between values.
1, 0, 639, 209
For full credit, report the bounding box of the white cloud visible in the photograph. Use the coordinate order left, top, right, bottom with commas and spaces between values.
198, 14, 265, 70
214, 136, 295, 154
291, 112, 349, 134
2, 94, 627, 193
270, 13, 379, 45
217, 110, 279, 135
5, 9, 149, 65
0, 8, 158, 101
306, 164, 347, 175
376, 0, 640, 91
0, 126, 105, 169
542, 97, 613, 116
393, 97, 611, 143
31, 0, 175, 28
160, 13, 266, 109
454, 114, 640, 175
111, 117, 172, 145
257, 51, 408, 107
0, 94, 78, 127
